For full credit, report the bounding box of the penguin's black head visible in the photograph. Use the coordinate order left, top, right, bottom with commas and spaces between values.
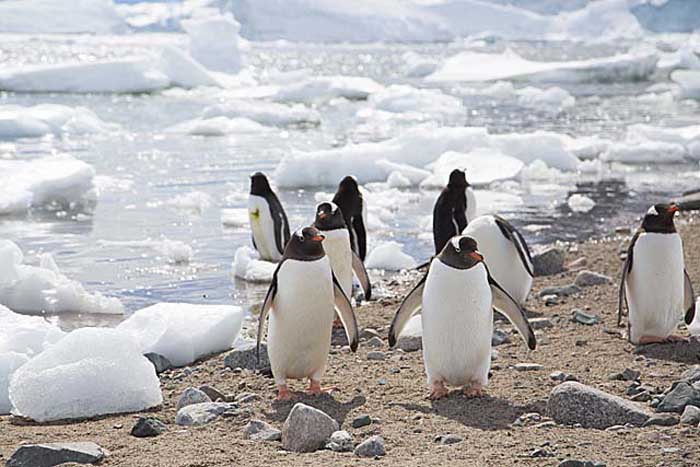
314, 202, 345, 231
438, 235, 484, 269
284, 226, 326, 261
641, 203, 678, 233
337, 175, 360, 194
250, 172, 272, 196
448, 169, 469, 190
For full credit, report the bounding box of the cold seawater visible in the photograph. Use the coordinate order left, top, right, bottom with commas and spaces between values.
1, 34, 700, 329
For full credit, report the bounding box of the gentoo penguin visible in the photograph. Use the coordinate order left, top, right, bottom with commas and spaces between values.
462, 215, 533, 304
332, 176, 367, 261
618, 203, 695, 344
256, 226, 359, 400
248, 172, 290, 262
388, 235, 536, 399
313, 201, 371, 300
432, 169, 472, 255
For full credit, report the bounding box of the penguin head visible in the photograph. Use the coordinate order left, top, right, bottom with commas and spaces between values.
641, 203, 679, 233
250, 172, 272, 196
337, 175, 360, 194
438, 235, 484, 269
447, 169, 469, 190
285, 226, 326, 260
314, 202, 345, 231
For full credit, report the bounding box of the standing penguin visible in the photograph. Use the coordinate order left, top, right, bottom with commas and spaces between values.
618, 203, 695, 344
248, 172, 290, 262
462, 215, 533, 304
332, 176, 367, 261
432, 169, 475, 255
313, 202, 371, 300
388, 235, 536, 399
256, 226, 359, 400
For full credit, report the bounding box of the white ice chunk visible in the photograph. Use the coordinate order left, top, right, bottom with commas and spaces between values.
489, 131, 581, 170
97, 238, 193, 264
221, 208, 249, 228
231, 246, 275, 283
567, 194, 596, 213
421, 149, 524, 188
386, 171, 412, 189
516, 86, 575, 111
9, 328, 162, 422
366, 85, 465, 124
201, 100, 320, 127
0, 352, 28, 415
167, 117, 267, 136
0, 0, 126, 34
274, 76, 384, 103
672, 70, 700, 99
365, 242, 417, 271
0, 104, 117, 140
402, 52, 439, 78
166, 191, 212, 214
375, 159, 430, 186
117, 303, 244, 367
601, 141, 687, 163
182, 13, 242, 73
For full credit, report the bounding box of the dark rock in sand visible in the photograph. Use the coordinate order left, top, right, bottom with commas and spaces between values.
539, 284, 581, 297
224, 341, 269, 371
532, 248, 566, 276
199, 384, 227, 402
492, 329, 510, 346
144, 352, 172, 374
572, 309, 601, 326
680, 405, 700, 425
245, 419, 282, 442
529, 317, 553, 330
282, 403, 339, 453
656, 382, 700, 413
131, 417, 167, 437
680, 365, 700, 384
573, 270, 612, 287
434, 434, 464, 445
352, 415, 372, 428
643, 413, 679, 427
354, 435, 385, 457
7, 442, 106, 467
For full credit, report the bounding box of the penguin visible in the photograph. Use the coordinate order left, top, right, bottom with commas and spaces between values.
313, 201, 371, 301
256, 226, 359, 400
462, 215, 533, 304
618, 203, 695, 344
332, 176, 367, 261
388, 235, 536, 400
432, 169, 474, 255
248, 172, 291, 262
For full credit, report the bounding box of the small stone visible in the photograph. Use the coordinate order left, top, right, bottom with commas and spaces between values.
396, 335, 422, 352
512, 412, 544, 427
543, 295, 560, 306
144, 352, 172, 374
608, 368, 640, 381
656, 382, 700, 413
378, 378, 387, 385
643, 413, 679, 427
680, 405, 700, 424
434, 434, 464, 445
367, 351, 386, 361
575, 339, 588, 347
326, 430, 353, 452
176, 402, 230, 426
559, 461, 606, 467
6, 442, 106, 467
354, 435, 385, 458
492, 329, 510, 346
177, 387, 211, 410
574, 270, 612, 287
630, 392, 651, 402
360, 328, 381, 340
532, 248, 566, 276
224, 341, 269, 371
222, 407, 253, 420
566, 257, 587, 270
529, 317, 553, 330
365, 337, 383, 348
530, 447, 554, 458
680, 366, 700, 384
539, 284, 581, 297
352, 415, 372, 428
571, 309, 600, 326
282, 403, 339, 453
198, 384, 226, 402
550, 371, 577, 382
244, 419, 282, 442
131, 417, 167, 438
515, 363, 543, 372
236, 392, 260, 404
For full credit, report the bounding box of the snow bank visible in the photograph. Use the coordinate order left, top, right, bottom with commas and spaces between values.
221, 208, 249, 228
201, 100, 320, 127
117, 303, 244, 367
274, 126, 580, 188
231, 246, 275, 283
0, 240, 124, 315
0, 154, 95, 215
183, 13, 242, 73
167, 117, 268, 136
9, 328, 162, 422
0, 0, 127, 34
0, 47, 219, 94
365, 242, 417, 271
274, 76, 384, 104
421, 149, 524, 188
366, 85, 465, 124
0, 104, 117, 140
428, 48, 658, 83
567, 194, 595, 213
97, 238, 193, 264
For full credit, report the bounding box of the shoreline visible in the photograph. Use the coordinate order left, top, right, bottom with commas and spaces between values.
2, 213, 700, 466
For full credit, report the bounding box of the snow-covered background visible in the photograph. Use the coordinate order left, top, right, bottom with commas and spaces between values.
1, 0, 700, 329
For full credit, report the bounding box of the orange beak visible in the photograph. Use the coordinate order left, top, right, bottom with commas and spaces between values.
469, 251, 483, 262
312, 234, 325, 242
318, 212, 327, 219
669, 204, 679, 213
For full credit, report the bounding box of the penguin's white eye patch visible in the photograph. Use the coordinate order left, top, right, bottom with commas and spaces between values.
450, 236, 462, 251
647, 206, 658, 216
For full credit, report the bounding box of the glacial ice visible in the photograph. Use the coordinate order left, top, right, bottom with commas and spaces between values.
274, 76, 384, 103
231, 246, 276, 283
365, 242, 417, 271
201, 100, 321, 127
0, 0, 126, 34
421, 149, 524, 188
567, 194, 596, 213
182, 13, 243, 73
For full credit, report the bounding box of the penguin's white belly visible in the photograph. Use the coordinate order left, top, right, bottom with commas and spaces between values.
322, 229, 353, 298
627, 233, 684, 344
249, 195, 281, 262
268, 258, 334, 382
465, 187, 477, 223
422, 261, 493, 387
463, 216, 532, 304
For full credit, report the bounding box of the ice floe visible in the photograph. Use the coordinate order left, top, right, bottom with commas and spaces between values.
9, 328, 162, 422
421, 149, 524, 188
0, 104, 117, 140
601, 141, 687, 164
0, 154, 96, 216
0, 240, 124, 315
183, 13, 243, 73
365, 242, 417, 271
166, 191, 212, 214
117, 303, 244, 367
232, 246, 275, 283
201, 100, 321, 127
167, 117, 268, 136
0, 0, 127, 34
457, 81, 575, 112
402, 51, 440, 78
274, 76, 384, 104
97, 238, 193, 264
672, 70, 700, 99
221, 208, 249, 228
567, 194, 596, 213
365, 85, 465, 124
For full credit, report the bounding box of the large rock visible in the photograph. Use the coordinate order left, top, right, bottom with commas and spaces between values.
354, 435, 385, 458
7, 442, 105, 467
532, 248, 565, 276
680, 405, 700, 425
131, 416, 167, 437
326, 430, 353, 452
656, 382, 700, 413
175, 402, 230, 426
224, 341, 269, 371
176, 387, 211, 410
547, 382, 650, 428
573, 270, 612, 287
282, 403, 339, 452
680, 366, 700, 384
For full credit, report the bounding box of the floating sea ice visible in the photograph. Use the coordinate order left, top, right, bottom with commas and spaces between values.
166, 191, 212, 214
386, 171, 412, 189
0, 0, 126, 34
671, 70, 700, 99
402, 51, 439, 78
367, 85, 465, 124
0, 240, 124, 315
202, 100, 321, 127
232, 246, 275, 283
567, 194, 596, 213
0, 104, 118, 139
9, 328, 162, 422
421, 149, 524, 188
365, 242, 417, 271
516, 86, 575, 112
117, 303, 244, 367
97, 238, 193, 264
601, 141, 687, 163
167, 116, 268, 136
274, 76, 384, 104
221, 208, 249, 228
182, 13, 242, 73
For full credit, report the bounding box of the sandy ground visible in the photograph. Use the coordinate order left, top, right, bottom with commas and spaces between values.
2, 215, 700, 467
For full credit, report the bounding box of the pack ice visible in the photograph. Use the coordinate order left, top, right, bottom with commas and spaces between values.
9, 328, 162, 422
232, 246, 276, 283
117, 303, 244, 367
0, 104, 118, 140
366, 242, 417, 271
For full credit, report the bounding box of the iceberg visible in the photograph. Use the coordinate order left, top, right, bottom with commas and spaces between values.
274, 76, 384, 103
231, 246, 275, 283
183, 13, 243, 73
0, 0, 127, 34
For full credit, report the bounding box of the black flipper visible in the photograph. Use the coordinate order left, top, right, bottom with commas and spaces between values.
684, 269, 696, 325
493, 215, 534, 277
388, 270, 428, 348
488, 273, 536, 350
353, 215, 367, 261
332, 273, 359, 352
268, 194, 290, 256
618, 231, 640, 327
351, 250, 372, 300
256, 264, 280, 366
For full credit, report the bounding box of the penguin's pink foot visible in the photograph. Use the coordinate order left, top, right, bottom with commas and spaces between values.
276, 385, 292, 401
639, 335, 686, 344
306, 380, 337, 395
463, 384, 484, 398
428, 381, 449, 400
665, 334, 688, 343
